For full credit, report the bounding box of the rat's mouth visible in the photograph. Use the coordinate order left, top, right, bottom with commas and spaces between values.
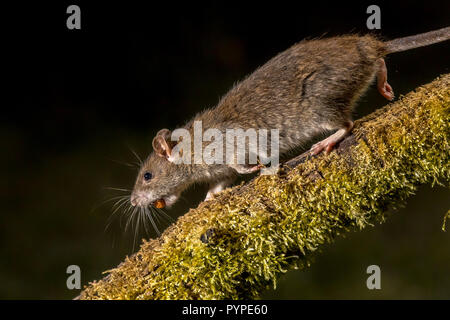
131, 191, 178, 208
131, 192, 167, 208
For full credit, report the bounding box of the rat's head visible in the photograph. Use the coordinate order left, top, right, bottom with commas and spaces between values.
131, 129, 190, 209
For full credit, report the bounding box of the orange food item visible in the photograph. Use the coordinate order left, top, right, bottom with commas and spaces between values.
154, 199, 166, 209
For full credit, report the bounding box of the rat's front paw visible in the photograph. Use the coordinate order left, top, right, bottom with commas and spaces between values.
232, 164, 264, 174
204, 192, 214, 201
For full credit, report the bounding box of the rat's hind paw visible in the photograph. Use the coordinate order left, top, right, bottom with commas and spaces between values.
378, 81, 395, 101
310, 139, 336, 155
310, 121, 353, 155
377, 58, 395, 101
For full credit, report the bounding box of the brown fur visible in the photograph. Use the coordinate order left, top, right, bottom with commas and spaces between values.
130, 29, 448, 208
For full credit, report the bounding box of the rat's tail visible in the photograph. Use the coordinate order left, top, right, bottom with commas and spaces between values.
385, 26, 450, 53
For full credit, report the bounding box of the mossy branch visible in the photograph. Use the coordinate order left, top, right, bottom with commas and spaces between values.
79, 74, 449, 300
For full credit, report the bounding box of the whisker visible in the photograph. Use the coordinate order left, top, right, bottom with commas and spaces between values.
146, 207, 161, 235
132, 208, 143, 251
149, 206, 162, 226
127, 145, 143, 166
111, 197, 131, 214
125, 206, 138, 233
178, 195, 190, 205
107, 158, 139, 168
109, 198, 130, 220
124, 202, 135, 216
154, 207, 175, 223
108, 198, 125, 216
91, 194, 130, 213
101, 191, 176, 249
142, 207, 152, 236
104, 187, 131, 192
93, 195, 127, 207
105, 197, 131, 233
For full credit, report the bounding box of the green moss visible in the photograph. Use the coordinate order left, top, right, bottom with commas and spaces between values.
79, 74, 449, 300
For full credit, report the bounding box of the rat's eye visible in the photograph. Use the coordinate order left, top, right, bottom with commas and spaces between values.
143, 172, 152, 181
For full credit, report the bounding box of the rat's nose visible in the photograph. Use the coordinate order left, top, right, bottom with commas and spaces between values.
130, 193, 150, 207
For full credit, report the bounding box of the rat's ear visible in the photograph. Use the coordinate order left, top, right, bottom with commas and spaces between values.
152, 129, 173, 159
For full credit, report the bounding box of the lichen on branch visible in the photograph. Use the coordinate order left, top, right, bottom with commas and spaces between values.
79, 74, 449, 300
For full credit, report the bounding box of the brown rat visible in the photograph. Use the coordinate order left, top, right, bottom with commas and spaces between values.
130, 27, 450, 209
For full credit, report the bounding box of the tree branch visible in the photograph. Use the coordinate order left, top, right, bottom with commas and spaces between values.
79, 74, 449, 300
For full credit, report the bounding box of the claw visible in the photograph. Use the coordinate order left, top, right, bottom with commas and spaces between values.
377, 58, 395, 101
310, 121, 353, 156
